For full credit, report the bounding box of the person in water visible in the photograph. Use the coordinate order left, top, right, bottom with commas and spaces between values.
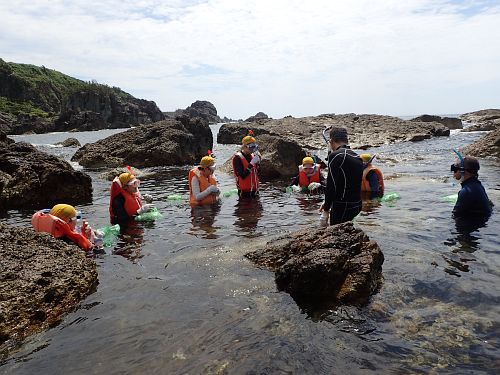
232, 130, 261, 198
189, 152, 220, 206
360, 153, 384, 199
451, 156, 493, 219
320, 127, 363, 225
32, 204, 96, 251
290, 156, 325, 193
109, 172, 155, 226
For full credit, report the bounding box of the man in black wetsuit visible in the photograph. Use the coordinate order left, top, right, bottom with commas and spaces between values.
451, 156, 492, 220
320, 127, 363, 225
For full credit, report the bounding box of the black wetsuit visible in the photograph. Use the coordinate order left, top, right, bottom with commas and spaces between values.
324, 145, 363, 224
453, 176, 492, 218
111, 194, 133, 227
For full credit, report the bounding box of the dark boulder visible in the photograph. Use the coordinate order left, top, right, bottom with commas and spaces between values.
0, 140, 92, 210
71, 117, 213, 168
0, 221, 97, 355
245, 112, 269, 122
246, 222, 384, 310
464, 127, 500, 159
411, 114, 463, 129
255, 134, 306, 179
55, 137, 81, 147
173, 100, 221, 124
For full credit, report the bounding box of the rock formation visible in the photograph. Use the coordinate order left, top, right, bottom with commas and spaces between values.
460, 109, 500, 132
167, 100, 221, 124
71, 116, 213, 168
245, 112, 269, 122
55, 137, 81, 147
411, 114, 462, 129
246, 222, 384, 310
0, 221, 97, 356
464, 127, 500, 159
0, 135, 92, 210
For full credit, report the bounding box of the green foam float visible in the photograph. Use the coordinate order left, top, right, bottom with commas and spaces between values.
166, 194, 184, 201
98, 224, 120, 247
380, 192, 400, 202
222, 188, 239, 198
135, 207, 163, 222
443, 193, 458, 204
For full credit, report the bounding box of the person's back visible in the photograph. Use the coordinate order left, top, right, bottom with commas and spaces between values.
321, 127, 363, 225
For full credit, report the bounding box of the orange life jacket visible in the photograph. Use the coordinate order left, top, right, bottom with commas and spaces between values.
361, 165, 384, 193
109, 178, 142, 220
32, 211, 92, 251
298, 164, 321, 187
232, 152, 260, 193
189, 167, 218, 206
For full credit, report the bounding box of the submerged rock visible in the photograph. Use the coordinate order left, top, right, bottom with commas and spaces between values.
0, 221, 97, 357
411, 114, 462, 129
55, 137, 81, 147
246, 222, 384, 310
71, 117, 213, 168
464, 127, 500, 159
0, 137, 92, 210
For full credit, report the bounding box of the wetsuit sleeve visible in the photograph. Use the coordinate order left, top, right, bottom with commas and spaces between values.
112, 194, 132, 222
324, 154, 337, 211
367, 170, 379, 191
233, 155, 252, 178
291, 175, 299, 186
191, 175, 212, 201
453, 187, 471, 216
55, 222, 92, 251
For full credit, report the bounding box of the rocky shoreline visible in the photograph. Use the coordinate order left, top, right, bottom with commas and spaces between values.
0, 222, 97, 359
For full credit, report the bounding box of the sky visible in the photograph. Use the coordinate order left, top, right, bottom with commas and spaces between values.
1, 0, 499, 119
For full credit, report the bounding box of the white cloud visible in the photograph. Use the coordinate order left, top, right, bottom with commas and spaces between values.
1, 0, 499, 118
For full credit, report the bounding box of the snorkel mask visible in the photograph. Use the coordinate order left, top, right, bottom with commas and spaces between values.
452, 148, 465, 179
246, 142, 259, 152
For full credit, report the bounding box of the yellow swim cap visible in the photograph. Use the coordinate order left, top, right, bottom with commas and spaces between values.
242, 130, 256, 145
50, 204, 77, 222
302, 156, 314, 166
118, 172, 135, 186
200, 155, 215, 168
360, 153, 372, 163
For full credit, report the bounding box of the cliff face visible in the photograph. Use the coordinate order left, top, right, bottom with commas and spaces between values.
0, 58, 164, 134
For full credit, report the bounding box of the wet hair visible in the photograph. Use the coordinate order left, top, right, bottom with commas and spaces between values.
329, 127, 348, 142
463, 156, 480, 175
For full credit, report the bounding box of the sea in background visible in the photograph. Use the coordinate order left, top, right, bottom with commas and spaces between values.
1, 123, 499, 374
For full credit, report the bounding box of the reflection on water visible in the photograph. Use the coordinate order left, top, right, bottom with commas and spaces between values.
1, 127, 499, 374
112, 223, 146, 262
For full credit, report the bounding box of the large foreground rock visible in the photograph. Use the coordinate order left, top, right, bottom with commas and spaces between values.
71, 117, 213, 168
246, 223, 384, 309
0, 136, 92, 210
0, 222, 97, 357
464, 128, 500, 159
218, 113, 450, 151
411, 114, 462, 129
460, 109, 500, 132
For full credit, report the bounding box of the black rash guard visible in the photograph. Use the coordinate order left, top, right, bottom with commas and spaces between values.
453, 176, 492, 217
324, 145, 363, 224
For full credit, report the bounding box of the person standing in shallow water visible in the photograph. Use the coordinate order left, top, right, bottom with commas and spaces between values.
320, 127, 363, 225
232, 130, 261, 198
451, 155, 493, 219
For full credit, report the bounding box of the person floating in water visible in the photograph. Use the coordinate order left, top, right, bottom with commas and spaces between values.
320, 127, 363, 225
451, 155, 493, 219
32, 204, 97, 251
360, 153, 384, 199
189, 151, 220, 206
290, 156, 325, 193
109, 171, 155, 226
232, 130, 261, 198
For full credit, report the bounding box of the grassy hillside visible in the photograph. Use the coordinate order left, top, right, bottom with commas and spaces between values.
0, 58, 132, 117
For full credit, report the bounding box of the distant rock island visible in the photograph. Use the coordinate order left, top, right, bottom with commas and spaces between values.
0, 58, 164, 134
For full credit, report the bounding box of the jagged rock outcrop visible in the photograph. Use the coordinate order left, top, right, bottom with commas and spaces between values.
460, 109, 500, 132
55, 137, 81, 147
246, 222, 384, 310
245, 112, 269, 122
169, 100, 220, 124
464, 127, 500, 159
218, 114, 450, 151
0, 221, 97, 357
411, 114, 462, 129
71, 117, 213, 168
0, 137, 92, 210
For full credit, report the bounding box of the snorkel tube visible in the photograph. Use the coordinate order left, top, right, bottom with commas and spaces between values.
452, 148, 465, 179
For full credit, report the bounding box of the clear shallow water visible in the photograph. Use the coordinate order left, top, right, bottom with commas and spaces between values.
2, 126, 499, 374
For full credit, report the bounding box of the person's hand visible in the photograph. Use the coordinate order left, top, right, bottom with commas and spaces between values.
208, 185, 220, 195
142, 193, 153, 203
308, 182, 321, 191
137, 204, 155, 215
250, 154, 261, 166
291, 185, 302, 193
